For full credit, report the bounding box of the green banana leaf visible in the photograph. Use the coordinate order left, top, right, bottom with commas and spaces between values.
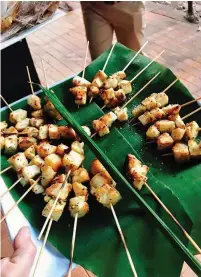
1, 42, 201, 277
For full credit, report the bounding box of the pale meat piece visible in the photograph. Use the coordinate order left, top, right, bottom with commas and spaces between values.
168, 113, 185, 129
30, 118, 44, 128
0, 136, 5, 150
82, 126, 91, 136
154, 92, 169, 107
171, 128, 185, 142
30, 179, 44, 194
114, 107, 128, 122
142, 95, 160, 110
9, 109, 27, 124
111, 71, 126, 81
41, 165, 57, 187
63, 150, 84, 171
188, 140, 201, 159
172, 143, 190, 163
157, 133, 174, 151
138, 112, 154, 126
44, 99, 62, 121
103, 76, 118, 89
118, 80, 132, 94
90, 172, 116, 195
93, 119, 110, 137
90, 159, 114, 181
18, 137, 37, 151
71, 141, 84, 155
31, 109, 44, 119
101, 112, 117, 127
0, 121, 8, 131
91, 70, 108, 88
132, 104, 146, 118
88, 86, 99, 98
162, 104, 181, 116
8, 152, 28, 172
95, 184, 121, 208
58, 126, 77, 140
44, 154, 62, 172
19, 165, 40, 186
56, 144, 69, 157
21, 127, 38, 138
70, 86, 87, 105
42, 199, 66, 222
72, 168, 90, 183
73, 182, 88, 199
45, 177, 72, 202
30, 155, 45, 168
72, 76, 91, 88
114, 89, 126, 104
15, 118, 30, 131
36, 142, 57, 158
185, 121, 199, 140
146, 125, 160, 139
69, 196, 89, 218
100, 88, 115, 102
27, 95, 41, 110
4, 135, 18, 156
38, 125, 48, 140
3, 126, 18, 135
149, 108, 166, 121
24, 145, 36, 160
48, 124, 60, 140
155, 120, 176, 133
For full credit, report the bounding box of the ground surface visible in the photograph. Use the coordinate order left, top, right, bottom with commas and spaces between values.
1, 2, 201, 277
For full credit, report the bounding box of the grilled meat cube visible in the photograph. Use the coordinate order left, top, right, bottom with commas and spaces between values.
24, 145, 36, 160
103, 76, 118, 89
72, 76, 91, 88
157, 133, 174, 151
44, 99, 62, 121
30, 179, 44, 194
45, 179, 72, 202
36, 142, 57, 158
30, 118, 44, 128
70, 86, 87, 105
30, 155, 44, 168
118, 80, 132, 94
142, 95, 160, 110
58, 126, 77, 140
42, 199, 66, 222
56, 144, 69, 157
69, 196, 89, 218
132, 104, 146, 118
27, 95, 41, 110
19, 165, 40, 186
88, 86, 99, 98
102, 112, 117, 127
48, 124, 60, 140
9, 109, 27, 124
38, 125, 48, 140
3, 126, 18, 135
4, 135, 18, 156
44, 154, 62, 172
162, 104, 181, 116
82, 126, 91, 136
111, 71, 126, 81
146, 125, 160, 139
18, 137, 37, 151
15, 118, 30, 132
90, 159, 114, 181
95, 184, 121, 208
22, 127, 39, 138
73, 182, 88, 199
41, 165, 57, 187
114, 107, 128, 122
91, 70, 108, 88
185, 121, 199, 140
0, 121, 8, 131
138, 112, 154, 126
93, 119, 110, 137
100, 88, 115, 102
149, 108, 165, 121
171, 128, 185, 142
155, 120, 176, 133
115, 89, 126, 104
8, 152, 28, 172
72, 168, 90, 183
168, 113, 185, 129
90, 172, 116, 195
172, 143, 190, 163
154, 92, 169, 107
31, 109, 44, 118
71, 141, 84, 155
188, 139, 201, 160
0, 136, 5, 150
63, 150, 84, 171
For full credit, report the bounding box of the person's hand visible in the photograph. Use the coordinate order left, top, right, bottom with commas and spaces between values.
1, 227, 36, 277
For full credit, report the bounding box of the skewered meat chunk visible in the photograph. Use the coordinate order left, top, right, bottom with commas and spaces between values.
4, 135, 18, 155
36, 142, 57, 158
30, 179, 44, 194
154, 92, 168, 107
90, 159, 114, 181
44, 99, 62, 121
185, 121, 199, 140
172, 143, 190, 163
31, 109, 44, 119
9, 109, 27, 124
3, 126, 18, 135
93, 119, 110, 137
162, 104, 181, 116
149, 108, 165, 121
41, 165, 57, 187
30, 118, 44, 128
72, 76, 91, 88
38, 125, 48, 140
58, 126, 77, 140
63, 150, 84, 171
155, 120, 176, 133
88, 85, 99, 98
70, 86, 87, 105
69, 196, 89, 218
27, 95, 41, 110
104, 76, 118, 89
42, 199, 66, 222
0, 136, 5, 150
19, 165, 40, 186
73, 182, 88, 199
132, 104, 146, 118
111, 71, 126, 81
188, 140, 201, 159
102, 112, 117, 127
82, 126, 91, 136
157, 133, 174, 151
95, 184, 121, 208
15, 118, 30, 132
71, 141, 84, 155
91, 70, 108, 88
18, 137, 37, 151
44, 154, 62, 172
48, 124, 60, 140
21, 127, 38, 138
100, 88, 115, 105
72, 168, 90, 183
142, 95, 160, 110
146, 125, 160, 140
118, 80, 132, 94
168, 113, 185, 129
30, 155, 44, 168
138, 112, 154, 126
115, 89, 126, 104
24, 145, 36, 160
90, 172, 116, 195
8, 152, 28, 172
114, 107, 128, 122
56, 144, 69, 157
0, 121, 8, 131
171, 128, 185, 142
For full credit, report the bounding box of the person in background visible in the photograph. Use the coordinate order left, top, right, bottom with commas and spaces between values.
1, 227, 36, 277
81, 1, 146, 60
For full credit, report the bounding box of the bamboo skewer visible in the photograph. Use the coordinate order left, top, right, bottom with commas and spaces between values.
102, 42, 117, 72
181, 96, 201, 108
0, 165, 12, 175
0, 178, 22, 199
182, 107, 201, 120
26, 66, 35, 95
67, 213, 78, 277
110, 204, 138, 277
162, 77, 179, 93
144, 182, 201, 254
32, 219, 53, 277
0, 177, 41, 224
82, 41, 89, 79
41, 60, 48, 88
0, 95, 13, 112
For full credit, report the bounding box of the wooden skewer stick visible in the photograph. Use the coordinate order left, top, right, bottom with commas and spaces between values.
182, 107, 201, 120
0, 177, 41, 224
67, 213, 78, 277
110, 204, 138, 277
144, 182, 201, 254
82, 41, 89, 78
0, 178, 22, 199
41, 60, 48, 88
0, 165, 12, 175
181, 96, 201, 108
38, 170, 71, 240
130, 50, 165, 83
102, 42, 117, 72
162, 153, 173, 157
0, 95, 13, 112
122, 72, 161, 109
122, 40, 149, 72
161, 77, 179, 94
32, 219, 53, 277
26, 66, 35, 95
